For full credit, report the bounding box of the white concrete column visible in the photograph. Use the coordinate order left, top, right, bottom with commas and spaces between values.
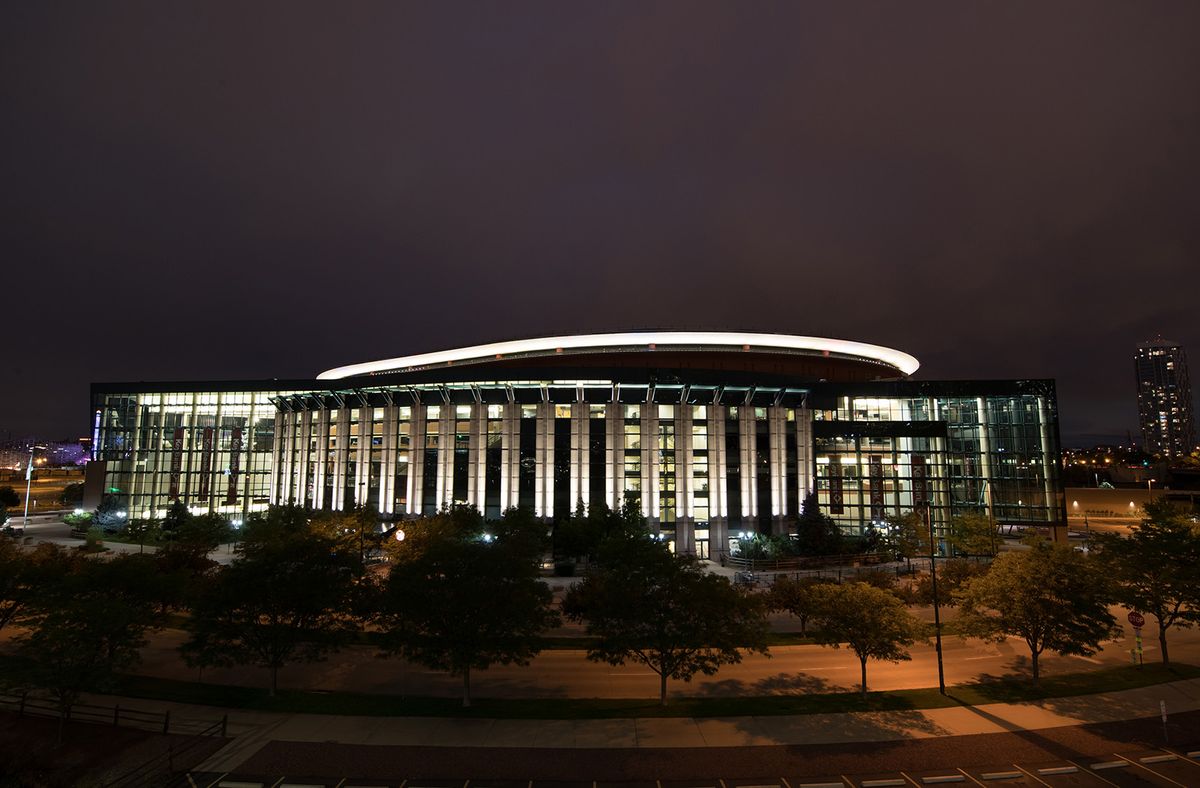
571, 401, 588, 512
795, 406, 813, 506
408, 406, 426, 515
676, 405, 693, 554
468, 403, 485, 510
355, 408, 371, 510
312, 408, 330, 510
739, 407, 756, 522
642, 406, 658, 524
768, 405, 787, 533
535, 402, 553, 518
606, 403, 621, 510
1038, 396, 1058, 522
500, 403, 518, 511
976, 397, 994, 521
379, 404, 397, 515
438, 410, 455, 510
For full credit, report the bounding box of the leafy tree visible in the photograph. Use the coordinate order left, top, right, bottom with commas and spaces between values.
181, 523, 359, 695
946, 512, 997, 557
767, 576, 833, 634
793, 493, 843, 557
563, 535, 770, 705
311, 506, 384, 571
886, 510, 931, 571
554, 500, 601, 561
125, 518, 162, 552
11, 552, 161, 741
377, 513, 559, 706
957, 539, 1117, 685
177, 512, 232, 551
810, 582, 924, 696
911, 558, 990, 607
0, 486, 19, 508
58, 482, 85, 506
1093, 501, 1200, 665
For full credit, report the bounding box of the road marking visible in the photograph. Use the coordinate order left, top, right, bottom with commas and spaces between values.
1115, 754, 1189, 787
1140, 754, 1178, 764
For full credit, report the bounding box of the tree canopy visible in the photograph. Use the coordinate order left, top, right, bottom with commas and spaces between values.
957, 539, 1117, 685
810, 582, 924, 696
180, 516, 359, 694
377, 507, 559, 706
563, 534, 769, 704
1093, 500, 1200, 665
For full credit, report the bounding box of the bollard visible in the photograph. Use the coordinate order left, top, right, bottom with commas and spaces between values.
162, 709, 170, 734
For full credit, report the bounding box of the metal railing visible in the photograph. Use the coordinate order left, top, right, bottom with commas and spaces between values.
0, 689, 226, 737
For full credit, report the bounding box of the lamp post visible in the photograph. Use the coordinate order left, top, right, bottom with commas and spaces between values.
22, 444, 46, 528
1147, 479, 1156, 497
927, 504, 946, 694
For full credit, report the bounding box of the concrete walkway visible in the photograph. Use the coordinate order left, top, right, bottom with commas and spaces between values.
64, 678, 1200, 773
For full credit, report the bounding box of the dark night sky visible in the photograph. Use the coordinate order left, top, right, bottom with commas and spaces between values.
3, 2, 1198, 445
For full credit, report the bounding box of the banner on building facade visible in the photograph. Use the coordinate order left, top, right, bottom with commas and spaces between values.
168, 427, 185, 500
197, 427, 214, 499
225, 428, 242, 506
869, 455, 884, 521
829, 457, 844, 514
912, 454, 927, 508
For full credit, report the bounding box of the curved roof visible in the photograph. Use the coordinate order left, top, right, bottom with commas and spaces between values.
317, 331, 919, 381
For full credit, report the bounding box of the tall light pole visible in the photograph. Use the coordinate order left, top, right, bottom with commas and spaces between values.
22, 444, 46, 529
927, 504, 946, 694
1147, 478, 1156, 497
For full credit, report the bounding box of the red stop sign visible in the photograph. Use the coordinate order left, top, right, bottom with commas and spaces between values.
1128, 611, 1146, 628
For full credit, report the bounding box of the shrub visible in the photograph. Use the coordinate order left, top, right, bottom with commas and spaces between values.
63, 512, 94, 528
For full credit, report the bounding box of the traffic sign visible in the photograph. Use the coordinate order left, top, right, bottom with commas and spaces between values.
1128, 611, 1146, 628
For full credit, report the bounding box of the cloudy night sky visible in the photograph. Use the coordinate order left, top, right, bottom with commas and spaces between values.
2, 2, 1198, 445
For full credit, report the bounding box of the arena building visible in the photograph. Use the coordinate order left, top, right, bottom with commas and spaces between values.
87, 331, 1066, 556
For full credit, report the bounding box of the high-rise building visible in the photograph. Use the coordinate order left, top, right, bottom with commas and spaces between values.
1135, 338, 1196, 457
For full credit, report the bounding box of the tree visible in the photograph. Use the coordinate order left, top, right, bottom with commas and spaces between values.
377, 509, 557, 706
886, 511, 931, 571
911, 558, 990, 608
1094, 501, 1200, 665
125, 518, 161, 552
810, 582, 924, 696
793, 494, 843, 556
563, 535, 770, 705
180, 523, 359, 695
0, 543, 79, 634
957, 539, 1117, 686
93, 494, 124, 528
11, 552, 161, 741
0, 486, 19, 508
58, 482, 85, 506
946, 512, 997, 557
767, 576, 833, 634
311, 506, 384, 571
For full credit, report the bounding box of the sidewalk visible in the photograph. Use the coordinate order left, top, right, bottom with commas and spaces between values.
66, 678, 1200, 773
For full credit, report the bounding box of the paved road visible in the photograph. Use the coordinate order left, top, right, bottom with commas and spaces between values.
121, 619, 1183, 701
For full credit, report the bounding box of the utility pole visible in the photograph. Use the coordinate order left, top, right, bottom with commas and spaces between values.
927, 504, 946, 694
22, 445, 46, 529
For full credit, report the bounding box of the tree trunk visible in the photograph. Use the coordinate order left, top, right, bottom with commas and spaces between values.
270, 665, 278, 697
860, 657, 868, 697
1030, 651, 1039, 687
1159, 625, 1170, 666
462, 669, 471, 708
659, 672, 668, 706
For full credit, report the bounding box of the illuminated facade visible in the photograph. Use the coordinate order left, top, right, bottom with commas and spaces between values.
1135, 338, 1196, 457
90, 332, 1066, 555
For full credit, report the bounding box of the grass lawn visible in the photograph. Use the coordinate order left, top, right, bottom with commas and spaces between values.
94, 662, 1200, 719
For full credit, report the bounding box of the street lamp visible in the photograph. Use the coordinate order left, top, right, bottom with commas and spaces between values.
22, 444, 47, 528
1147, 479, 1156, 497
926, 504, 946, 695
